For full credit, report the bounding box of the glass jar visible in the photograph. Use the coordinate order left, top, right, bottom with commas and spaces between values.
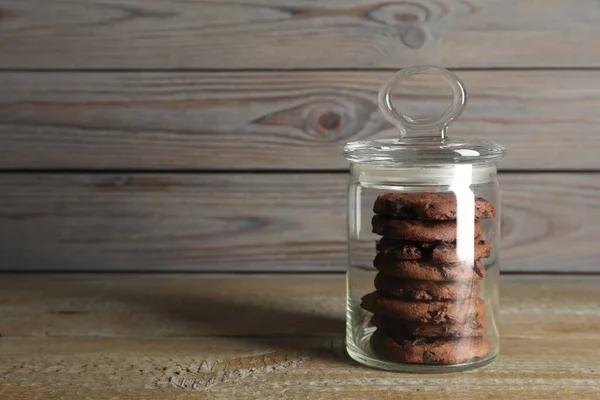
344, 66, 506, 373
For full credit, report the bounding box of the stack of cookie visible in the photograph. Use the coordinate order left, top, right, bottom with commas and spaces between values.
361, 192, 494, 365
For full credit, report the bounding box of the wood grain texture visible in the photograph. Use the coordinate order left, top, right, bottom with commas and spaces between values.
1, 0, 600, 69
2, 70, 600, 170
1, 274, 599, 399
0, 172, 599, 272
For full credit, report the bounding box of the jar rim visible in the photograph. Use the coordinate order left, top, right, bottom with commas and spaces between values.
343, 138, 506, 165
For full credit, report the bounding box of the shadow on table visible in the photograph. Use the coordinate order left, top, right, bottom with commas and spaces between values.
167, 294, 352, 366
62, 276, 357, 368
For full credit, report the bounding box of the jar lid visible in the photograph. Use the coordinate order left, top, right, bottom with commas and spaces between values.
343, 66, 506, 165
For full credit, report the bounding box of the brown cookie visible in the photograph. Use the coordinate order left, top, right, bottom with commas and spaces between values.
377, 238, 492, 263
374, 254, 486, 281
374, 273, 480, 301
361, 292, 486, 323
371, 314, 488, 338
372, 216, 483, 242
373, 192, 496, 220
370, 328, 492, 364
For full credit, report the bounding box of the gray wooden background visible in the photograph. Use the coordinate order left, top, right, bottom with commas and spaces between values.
0, 0, 598, 272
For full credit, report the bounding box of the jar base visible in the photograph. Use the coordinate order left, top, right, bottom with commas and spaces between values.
346, 336, 498, 373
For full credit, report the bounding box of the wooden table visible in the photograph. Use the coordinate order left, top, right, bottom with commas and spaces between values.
1, 274, 599, 399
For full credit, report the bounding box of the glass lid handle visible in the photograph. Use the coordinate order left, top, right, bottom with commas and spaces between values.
378, 65, 467, 140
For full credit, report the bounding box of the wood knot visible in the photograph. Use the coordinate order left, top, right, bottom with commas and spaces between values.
365, 1, 443, 49
304, 104, 349, 141
251, 96, 381, 143
395, 13, 419, 23
367, 2, 433, 27
401, 26, 426, 49
318, 111, 342, 131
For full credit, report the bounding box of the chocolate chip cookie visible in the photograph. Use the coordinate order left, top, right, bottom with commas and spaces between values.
374, 273, 480, 301
370, 328, 492, 364
377, 238, 491, 263
372, 216, 483, 242
361, 292, 487, 323
373, 192, 496, 220
371, 314, 488, 338
374, 255, 486, 281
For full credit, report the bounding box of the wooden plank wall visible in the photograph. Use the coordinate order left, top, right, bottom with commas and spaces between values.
0, 0, 598, 272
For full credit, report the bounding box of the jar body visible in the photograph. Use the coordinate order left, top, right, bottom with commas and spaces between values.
346, 163, 501, 372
